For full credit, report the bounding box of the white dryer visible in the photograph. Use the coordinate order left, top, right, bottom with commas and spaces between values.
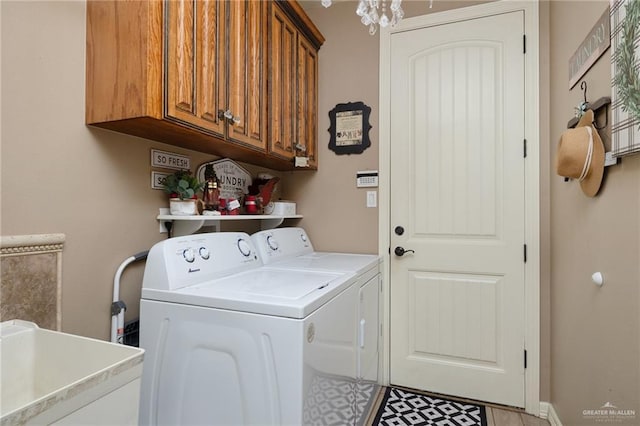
251, 227, 381, 425
139, 232, 361, 426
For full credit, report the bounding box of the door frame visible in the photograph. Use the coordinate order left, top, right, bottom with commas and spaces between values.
378, 0, 540, 415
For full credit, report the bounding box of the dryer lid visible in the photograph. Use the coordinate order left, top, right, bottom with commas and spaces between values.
268, 252, 380, 275
188, 268, 342, 299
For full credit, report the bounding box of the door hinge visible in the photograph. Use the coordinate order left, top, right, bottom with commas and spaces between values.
523, 34, 526, 54
524, 244, 527, 263
523, 139, 527, 158
524, 349, 528, 369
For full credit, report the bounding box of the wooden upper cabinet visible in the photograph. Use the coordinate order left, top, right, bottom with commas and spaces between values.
296, 35, 319, 169
166, 0, 226, 137
227, 1, 267, 151
269, 2, 324, 169
86, 0, 322, 171
167, 0, 267, 150
86, 1, 163, 123
269, 6, 298, 160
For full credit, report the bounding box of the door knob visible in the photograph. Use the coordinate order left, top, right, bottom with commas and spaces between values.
394, 246, 415, 256
394, 226, 404, 235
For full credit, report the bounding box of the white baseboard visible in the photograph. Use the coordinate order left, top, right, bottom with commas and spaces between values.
540, 402, 563, 426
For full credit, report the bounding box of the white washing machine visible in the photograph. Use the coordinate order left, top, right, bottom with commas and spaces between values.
139, 232, 362, 426
251, 227, 381, 426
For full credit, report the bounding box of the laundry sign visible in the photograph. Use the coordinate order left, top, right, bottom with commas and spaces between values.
568, 7, 610, 89
196, 158, 251, 199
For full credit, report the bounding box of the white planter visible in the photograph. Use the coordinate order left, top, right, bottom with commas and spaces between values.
169, 198, 200, 216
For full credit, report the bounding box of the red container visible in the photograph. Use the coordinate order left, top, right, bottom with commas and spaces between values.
244, 195, 258, 214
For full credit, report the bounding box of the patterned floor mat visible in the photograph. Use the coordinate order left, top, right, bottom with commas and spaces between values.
372, 387, 488, 426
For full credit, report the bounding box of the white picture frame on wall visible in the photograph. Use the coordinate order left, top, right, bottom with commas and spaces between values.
611, 0, 640, 157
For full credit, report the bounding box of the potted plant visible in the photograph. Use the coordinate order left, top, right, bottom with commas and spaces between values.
162, 170, 204, 215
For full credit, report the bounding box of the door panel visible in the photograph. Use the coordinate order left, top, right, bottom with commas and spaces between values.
270, 6, 297, 160
415, 44, 500, 237
389, 11, 525, 407
297, 36, 318, 168
197, 0, 226, 130
166, 0, 225, 136
409, 272, 500, 363
227, 0, 267, 150
167, 0, 195, 116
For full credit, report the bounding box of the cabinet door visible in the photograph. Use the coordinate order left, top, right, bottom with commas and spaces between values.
269, 6, 297, 161
166, 0, 226, 137
296, 36, 318, 169
227, 0, 267, 151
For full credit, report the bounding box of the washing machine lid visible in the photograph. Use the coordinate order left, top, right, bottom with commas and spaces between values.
266, 252, 380, 275
141, 268, 356, 319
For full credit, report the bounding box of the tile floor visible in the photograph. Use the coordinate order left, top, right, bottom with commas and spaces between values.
365, 386, 551, 426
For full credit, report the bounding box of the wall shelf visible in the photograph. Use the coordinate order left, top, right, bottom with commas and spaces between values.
157, 209, 302, 237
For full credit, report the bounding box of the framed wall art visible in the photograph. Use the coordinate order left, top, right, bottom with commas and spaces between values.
328, 101, 372, 155
611, 0, 640, 157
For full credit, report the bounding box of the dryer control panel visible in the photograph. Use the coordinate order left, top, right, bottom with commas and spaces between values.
252, 227, 314, 264
143, 232, 262, 291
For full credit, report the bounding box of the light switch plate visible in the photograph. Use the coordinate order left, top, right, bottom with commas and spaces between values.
366, 191, 377, 208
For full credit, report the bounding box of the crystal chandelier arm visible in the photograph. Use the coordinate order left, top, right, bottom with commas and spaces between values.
322, 0, 433, 35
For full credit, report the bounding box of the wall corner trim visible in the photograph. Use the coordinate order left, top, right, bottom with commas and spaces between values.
540, 402, 564, 426
0, 233, 66, 256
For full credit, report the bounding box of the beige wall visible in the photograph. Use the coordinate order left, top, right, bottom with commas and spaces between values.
286, 1, 381, 254
0, 1, 283, 339
548, 1, 640, 424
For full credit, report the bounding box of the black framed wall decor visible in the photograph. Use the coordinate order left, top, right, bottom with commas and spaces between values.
328, 101, 372, 155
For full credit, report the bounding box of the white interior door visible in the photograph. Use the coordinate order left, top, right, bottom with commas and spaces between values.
389, 11, 526, 407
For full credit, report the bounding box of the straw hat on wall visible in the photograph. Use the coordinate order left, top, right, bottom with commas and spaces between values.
555, 110, 605, 197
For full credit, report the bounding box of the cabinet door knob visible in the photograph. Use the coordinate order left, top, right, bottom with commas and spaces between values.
218, 109, 240, 125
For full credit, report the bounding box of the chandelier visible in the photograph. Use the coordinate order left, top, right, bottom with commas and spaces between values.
321, 0, 433, 35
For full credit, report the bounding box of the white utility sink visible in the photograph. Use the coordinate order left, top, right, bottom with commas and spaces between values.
1, 320, 144, 425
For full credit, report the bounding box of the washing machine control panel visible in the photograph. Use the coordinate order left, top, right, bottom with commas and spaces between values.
143, 232, 262, 291
181, 246, 211, 263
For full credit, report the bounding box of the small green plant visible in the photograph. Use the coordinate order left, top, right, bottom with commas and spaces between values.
162, 170, 204, 200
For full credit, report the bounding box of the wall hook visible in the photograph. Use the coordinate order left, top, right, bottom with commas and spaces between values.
567, 96, 611, 129
581, 81, 588, 104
